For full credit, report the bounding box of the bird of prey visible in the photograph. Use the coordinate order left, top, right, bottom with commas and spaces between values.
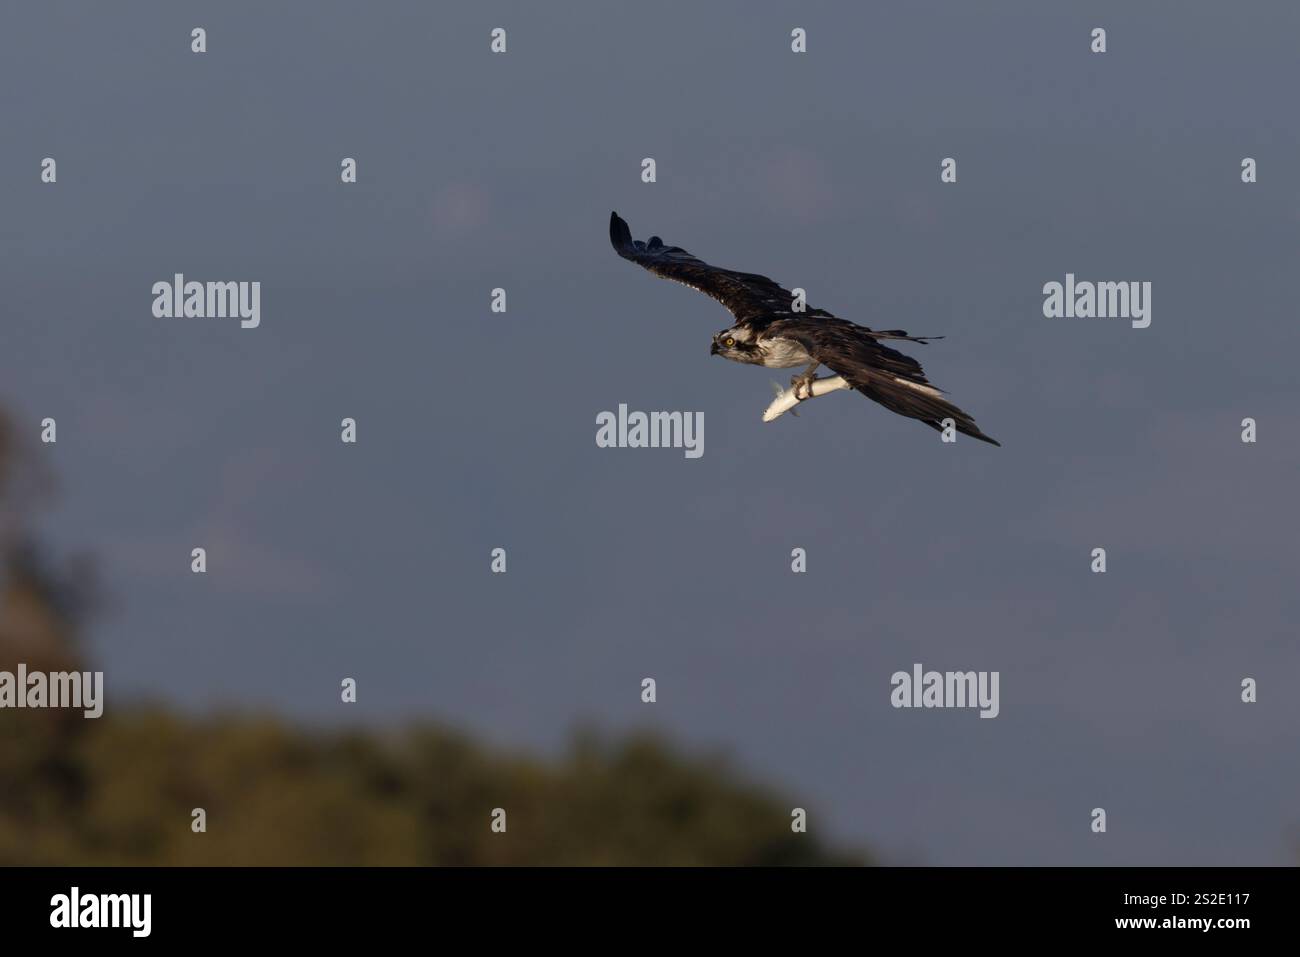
609, 211, 1000, 446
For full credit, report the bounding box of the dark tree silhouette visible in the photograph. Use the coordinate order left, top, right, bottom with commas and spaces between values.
0, 407, 865, 866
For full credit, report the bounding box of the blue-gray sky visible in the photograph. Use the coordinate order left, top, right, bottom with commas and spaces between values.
2, 1, 1297, 864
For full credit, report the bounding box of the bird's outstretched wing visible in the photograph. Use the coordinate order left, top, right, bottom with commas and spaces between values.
609, 211, 834, 327
767, 316, 1001, 446
610, 212, 939, 349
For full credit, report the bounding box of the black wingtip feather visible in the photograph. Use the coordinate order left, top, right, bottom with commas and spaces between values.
609, 211, 632, 251
872, 329, 945, 344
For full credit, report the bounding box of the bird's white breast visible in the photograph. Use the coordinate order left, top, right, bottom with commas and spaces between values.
757, 335, 815, 368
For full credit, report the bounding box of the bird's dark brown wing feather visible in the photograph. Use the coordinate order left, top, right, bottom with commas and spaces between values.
609, 211, 834, 327
767, 316, 1001, 446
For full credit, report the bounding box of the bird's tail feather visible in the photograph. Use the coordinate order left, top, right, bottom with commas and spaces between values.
856, 379, 1001, 447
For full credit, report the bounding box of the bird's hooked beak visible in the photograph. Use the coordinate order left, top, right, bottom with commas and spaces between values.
710, 341, 719, 356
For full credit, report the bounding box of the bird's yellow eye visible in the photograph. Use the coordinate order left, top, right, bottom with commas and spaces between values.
724, 337, 735, 347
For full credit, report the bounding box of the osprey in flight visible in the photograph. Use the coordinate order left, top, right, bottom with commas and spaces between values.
609, 211, 1000, 446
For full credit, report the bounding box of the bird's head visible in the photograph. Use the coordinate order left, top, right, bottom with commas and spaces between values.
710, 326, 757, 362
